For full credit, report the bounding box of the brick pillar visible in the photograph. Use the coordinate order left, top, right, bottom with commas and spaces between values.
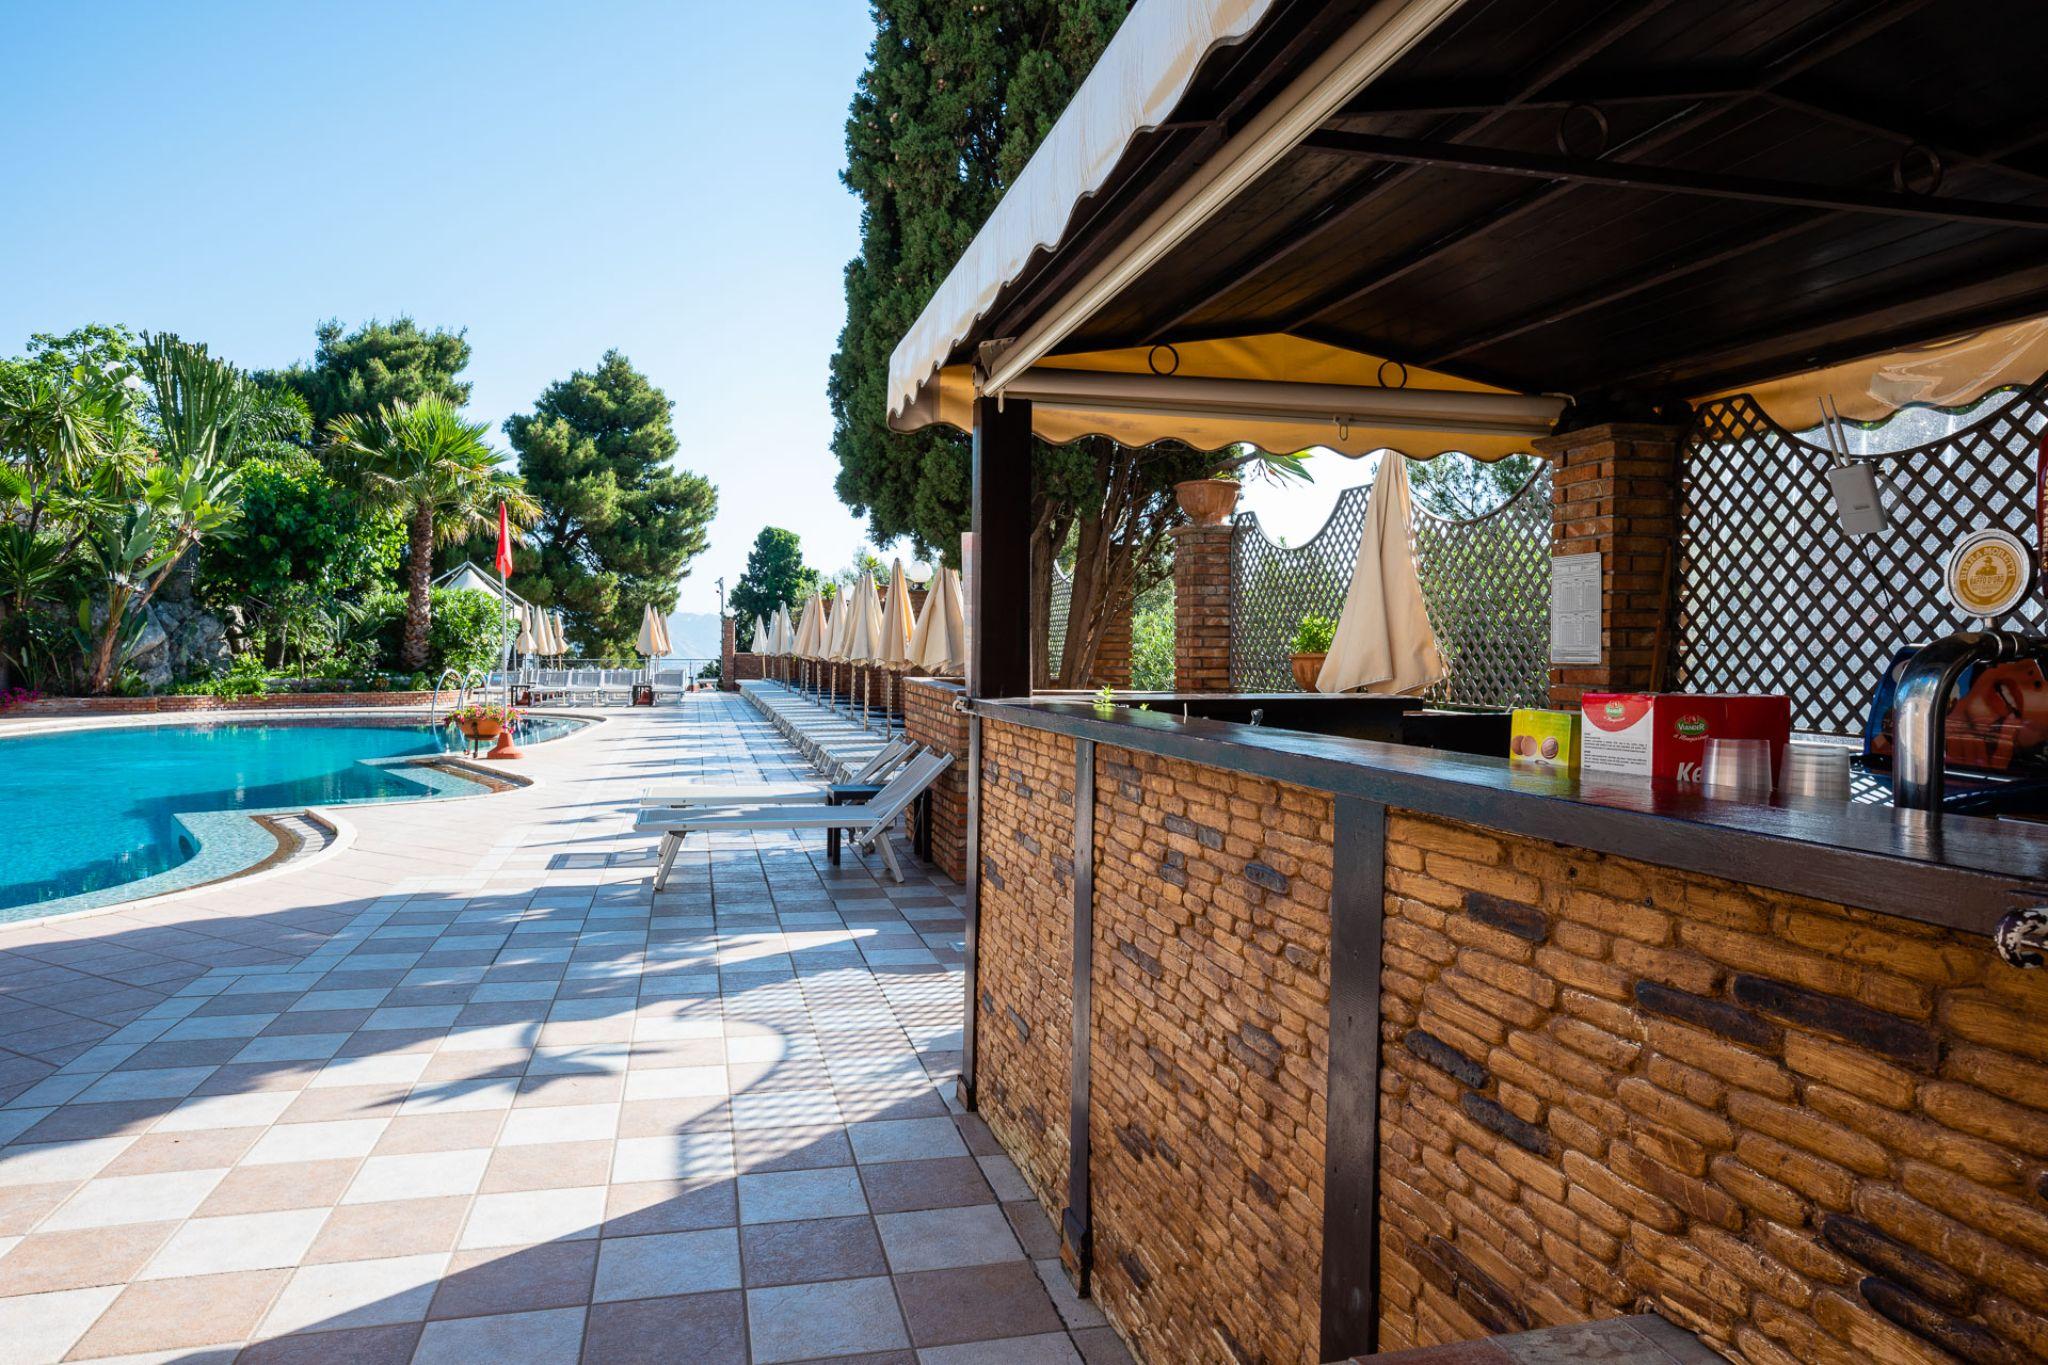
1533, 422, 1686, 709
1092, 593, 1133, 688
719, 615, 736, 691
1172, 522, 1235, 693
903, 677, 969, 880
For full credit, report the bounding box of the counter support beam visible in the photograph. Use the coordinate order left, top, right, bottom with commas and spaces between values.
1060, 738, 1095, 1291
1320, 795, 1386, 1361
971, 396, 1034, 701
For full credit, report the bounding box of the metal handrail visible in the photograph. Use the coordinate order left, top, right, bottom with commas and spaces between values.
427, 667, 491, 726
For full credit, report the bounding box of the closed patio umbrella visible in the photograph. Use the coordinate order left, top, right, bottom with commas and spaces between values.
841, 571, 884, 663
552, 610, 571, 660
653, 607, 672, 658
1316, 454, 1443, 695
751, 615, 769, 653
515, 604, 536, 656
910, 566, 967, 675
879, 561, 914, 666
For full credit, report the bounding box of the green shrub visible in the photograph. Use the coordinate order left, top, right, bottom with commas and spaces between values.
1292, 612, 1337, 655
429, 588, 505, 675
353, 587, 504, 676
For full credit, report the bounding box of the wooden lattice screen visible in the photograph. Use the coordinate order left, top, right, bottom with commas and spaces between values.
1676, 381, 2048, 736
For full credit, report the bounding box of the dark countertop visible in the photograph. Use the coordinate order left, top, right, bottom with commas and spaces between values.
977, 696, 2048, 936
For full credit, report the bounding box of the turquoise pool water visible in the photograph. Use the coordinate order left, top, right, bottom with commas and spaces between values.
0, 717, 582, 916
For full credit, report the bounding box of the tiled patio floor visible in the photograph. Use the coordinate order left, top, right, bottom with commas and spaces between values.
0, 696, 1130, 1364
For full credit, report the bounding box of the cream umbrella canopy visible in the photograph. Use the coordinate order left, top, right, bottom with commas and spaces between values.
652, 608, 672, 659
841, 572, 884, 662
1316, 454, 1444, 695
552, 610, 572, 661
515, 604, 536, 656
635, 603, 664, 661
909, 566, 968, 675
750, 615, 769, 654
879, 561, 914, 666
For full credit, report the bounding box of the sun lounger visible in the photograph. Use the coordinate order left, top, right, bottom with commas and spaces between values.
639, 739, 916, 809
638, 751, 954, 885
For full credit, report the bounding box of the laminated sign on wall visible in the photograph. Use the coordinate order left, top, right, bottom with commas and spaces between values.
1550, 552, 1601, 665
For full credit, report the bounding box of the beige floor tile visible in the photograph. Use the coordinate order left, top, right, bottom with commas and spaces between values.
68, 1267, 291, 1357
243, 1118, 388, 1165
303, 1196, 471, 1265
0, 1221, 175, 1297
196, 1159, 360, 1216
100, 1127, 262, 1176
479, 1140, 614, 1193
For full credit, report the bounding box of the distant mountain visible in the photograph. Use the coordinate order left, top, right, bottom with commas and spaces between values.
663, 611, 724, 662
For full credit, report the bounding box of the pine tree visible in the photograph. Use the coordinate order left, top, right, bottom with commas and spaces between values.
729, 528, 819, 649
506, 352, 718, 657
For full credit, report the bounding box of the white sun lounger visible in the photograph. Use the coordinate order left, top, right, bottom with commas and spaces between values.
638, 751, 954, 886
639, 739, 917, 809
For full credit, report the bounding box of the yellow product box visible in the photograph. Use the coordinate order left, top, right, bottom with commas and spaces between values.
1509, 708, 1580, 772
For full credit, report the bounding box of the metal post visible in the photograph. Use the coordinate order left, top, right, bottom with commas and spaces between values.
970, 396, 1033, 700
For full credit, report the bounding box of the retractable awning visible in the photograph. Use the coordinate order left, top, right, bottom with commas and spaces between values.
888, 0, 2048, 451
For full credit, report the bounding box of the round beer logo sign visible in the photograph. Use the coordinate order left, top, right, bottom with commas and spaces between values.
1676, 716, 1708, 739
1945, 528, 2032, 618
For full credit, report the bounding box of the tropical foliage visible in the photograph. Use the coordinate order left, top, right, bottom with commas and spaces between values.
0, 315, 703, 694
323, 398, 538, 671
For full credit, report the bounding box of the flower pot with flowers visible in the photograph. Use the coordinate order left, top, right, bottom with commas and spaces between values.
451, 701, 519, 742
1290, 612, 1336, 692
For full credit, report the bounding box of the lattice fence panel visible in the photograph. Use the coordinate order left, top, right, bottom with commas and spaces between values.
1676, 384, 2048, 736
1046, 562, 1074, 668
1413, 465, 1554, 709
1230, 463, 1553, 708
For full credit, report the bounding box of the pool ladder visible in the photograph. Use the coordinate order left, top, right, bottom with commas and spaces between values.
427, 668, 491, 729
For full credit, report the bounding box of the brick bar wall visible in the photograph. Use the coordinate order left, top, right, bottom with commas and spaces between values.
903, 677, 969, 881
974, 719, 1078, 1215
720, 615, 737, 691
1533, 423, 1685, 710
728, 653, 767, 687
1088, 741, 1335, 1365
1172, 523, 1235, 693
1378, 811, 2048, 1365
5, 691, 443, 719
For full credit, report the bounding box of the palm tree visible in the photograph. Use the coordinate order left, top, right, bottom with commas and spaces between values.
323, 398, 539, 672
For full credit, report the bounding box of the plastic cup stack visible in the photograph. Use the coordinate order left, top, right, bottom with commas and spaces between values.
1779, 741, 1852, 802
1702, 738, 1774, 800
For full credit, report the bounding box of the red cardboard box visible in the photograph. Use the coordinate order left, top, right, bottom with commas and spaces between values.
1580, 693, 1791, 787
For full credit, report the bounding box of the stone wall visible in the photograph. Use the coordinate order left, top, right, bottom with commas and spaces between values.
973, 716, 1336, 1365
903, 677, 969, 881
4, 691, 442, 719
1378, 811, 2048, 1365
1087, 741, 1335, 1365
974, 719, 1078, 1216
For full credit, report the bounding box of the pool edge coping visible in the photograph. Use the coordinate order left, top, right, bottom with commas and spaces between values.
0, 708, 611, 926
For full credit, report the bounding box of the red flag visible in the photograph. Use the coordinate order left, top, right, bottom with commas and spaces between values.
494, 503, 514, 579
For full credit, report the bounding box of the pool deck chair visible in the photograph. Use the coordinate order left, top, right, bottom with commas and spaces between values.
639, 739, 917, 809
640, 751, 953, 886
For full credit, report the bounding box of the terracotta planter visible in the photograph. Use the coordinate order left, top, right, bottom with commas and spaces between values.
1175, 478, 1241, 527
1290, 652, 1327, 692
457, 717, 503, 740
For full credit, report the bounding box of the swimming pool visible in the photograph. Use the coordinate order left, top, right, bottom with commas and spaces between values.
0, 715, 585, 918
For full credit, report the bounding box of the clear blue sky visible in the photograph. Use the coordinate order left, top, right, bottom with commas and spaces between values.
0, 0, 899, 617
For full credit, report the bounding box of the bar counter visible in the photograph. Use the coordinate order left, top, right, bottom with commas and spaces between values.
980, 696, 2048, 936
926, 679, 2048, 1365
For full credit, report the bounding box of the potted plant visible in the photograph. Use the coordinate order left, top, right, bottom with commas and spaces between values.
1173, 470, 1242, 526
451, 700, 519, 741
1290, 612, 1336, 691
1175, 448, 1313, 527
